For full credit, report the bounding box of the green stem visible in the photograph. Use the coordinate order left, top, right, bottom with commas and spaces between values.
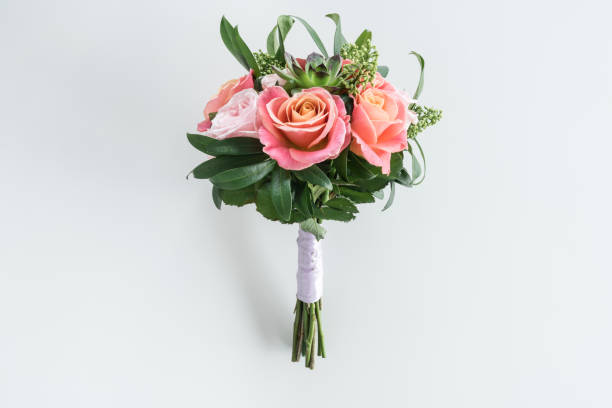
302, 303, 310, 360
315, 300, 325, 358
305, 303, 316, 368
297, 302, 306, 360
291, 299, 302, 362
290, 299, 326, 368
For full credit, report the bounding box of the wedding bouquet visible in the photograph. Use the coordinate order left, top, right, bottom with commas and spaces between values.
187, 13, 441, 369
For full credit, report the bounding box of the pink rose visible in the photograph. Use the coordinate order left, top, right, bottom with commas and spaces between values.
197, 70, 254, 132
350, 86, 418, 174
257, 86, 350, 170
204, 89, 259, 140
260, 74, 286, 89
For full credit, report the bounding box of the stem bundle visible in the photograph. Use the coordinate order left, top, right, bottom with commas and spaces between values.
291, 298, 325, 369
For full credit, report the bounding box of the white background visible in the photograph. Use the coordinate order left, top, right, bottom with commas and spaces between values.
1, 0, 611, 407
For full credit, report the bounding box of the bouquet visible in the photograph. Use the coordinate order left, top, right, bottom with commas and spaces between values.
187, 13, 442, 369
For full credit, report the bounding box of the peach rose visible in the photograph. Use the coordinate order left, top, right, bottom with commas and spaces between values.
350, 86, 418, 174
257, 86, 350, 170
197, 70, 254, 132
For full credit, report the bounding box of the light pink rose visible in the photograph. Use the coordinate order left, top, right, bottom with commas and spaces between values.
197, 70, 254, 132
350, 86, 418, 174
260, 74, 286, 89
257, 86, 350, 170
204, 89, 259, 140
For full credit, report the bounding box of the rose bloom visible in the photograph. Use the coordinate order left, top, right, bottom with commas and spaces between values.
257, 86, 350, 170
350, 75, 419, 174
204, 89, 259, 140
260, 73, 286, 89
197, 70, 254, 132
370, 73, 419, 121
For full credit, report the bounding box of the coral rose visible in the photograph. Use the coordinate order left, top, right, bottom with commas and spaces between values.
197, 70, 254, 132
204, 89, 259, 140
350, 86, 418, 174
369, 73, 419, 123
257, 87, 350, 170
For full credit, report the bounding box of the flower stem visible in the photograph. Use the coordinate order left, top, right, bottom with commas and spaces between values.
291, 299, 326, 368
305, 304, 316, 368
291, 299, 302, 362
315, 300, 325, 358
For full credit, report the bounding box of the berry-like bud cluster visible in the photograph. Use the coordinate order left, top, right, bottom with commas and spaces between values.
408, 105, 443, 138
254, 51, 284, 75
339, 39, 379, 95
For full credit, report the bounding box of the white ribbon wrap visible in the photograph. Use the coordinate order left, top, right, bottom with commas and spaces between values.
296, 227, 323, 303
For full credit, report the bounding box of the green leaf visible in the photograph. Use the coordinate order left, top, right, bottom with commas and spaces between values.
212, 186, 222, 209
220, 16, 249, 70
410, 138, 427, 185
289, 209, 308, 223
187, 133, 216, 154
347, 152, 376, 180
190, 154, 267, 179
232, 26, 260, 76
220, 186, 255, 207
346, 151, 402, 182
382, 181, 395, 211
290, 16, 328, 58
295, 184, 313, 217
411, 150, 422, 181
271, 66, 296, 82
270, 166, 292, 221
205, 137, 264, 156
355, 176, 389, 192
255, 182, 280, 221
310, 184, 327, 202
266, 25, 279, 55
389, 152, 404, 178
299, 218, 326, 240
372, 189, 384, 199
325, 197, 358, 213
314, 206, 355, 222
210, 160, 275, 190
410, 51, 425, 102
338, 187, 375, 203
377, 65, 389, 78
396, 168, 412, 187
276, 15, 295, 60
336, 147, 349, 181
294, 165, 332, 190
355, 29, 371, 47
325, 13, 348, 55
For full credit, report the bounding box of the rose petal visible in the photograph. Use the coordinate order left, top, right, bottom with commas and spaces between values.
197, 119, 212, 132
350, 102, 378, 145
288, 117, 347, 164
259, 127, 309, 170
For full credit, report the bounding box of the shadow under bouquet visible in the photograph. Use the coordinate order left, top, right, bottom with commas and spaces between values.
187, 13, 442, 369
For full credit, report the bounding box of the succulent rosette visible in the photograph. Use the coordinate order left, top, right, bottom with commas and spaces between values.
186, 13, 442, 369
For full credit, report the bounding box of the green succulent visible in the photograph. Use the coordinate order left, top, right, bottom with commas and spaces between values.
273, 52, 343, 91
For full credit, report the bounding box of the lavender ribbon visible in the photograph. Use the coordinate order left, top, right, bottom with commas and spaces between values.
296, 227, 323, 303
